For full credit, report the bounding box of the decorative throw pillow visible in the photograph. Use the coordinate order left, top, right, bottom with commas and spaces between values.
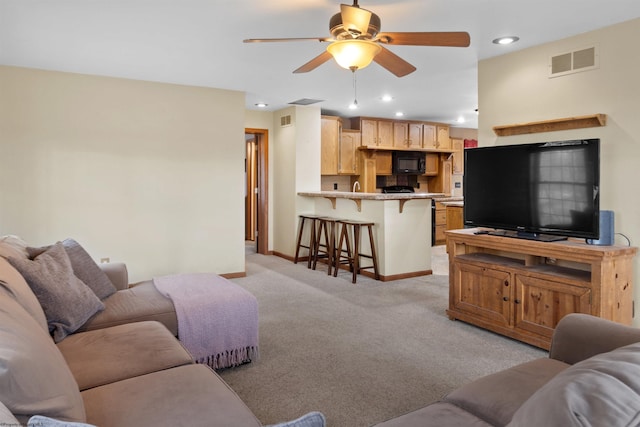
0, 234, 29, 260
0, 293, 86, 424
28, 239, 117, 300
507, 342, 640, 426
28, 415, 97, 427
266, 412, 326, 427
8, 242, 105, 342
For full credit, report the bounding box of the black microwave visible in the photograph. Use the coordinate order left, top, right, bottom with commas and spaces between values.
392, 151, 426, 174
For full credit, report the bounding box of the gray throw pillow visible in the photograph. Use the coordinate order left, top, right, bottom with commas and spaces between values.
266, 412, 326, 427
9, 242, 105, 342
28, 238, 117, 300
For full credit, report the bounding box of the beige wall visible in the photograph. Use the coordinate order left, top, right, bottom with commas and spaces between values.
479, 18, 640, 323
0, 66, 246, 283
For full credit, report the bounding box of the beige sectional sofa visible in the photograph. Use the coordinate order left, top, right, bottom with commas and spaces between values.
375, 313, 640, 426
0, 239, 262, 426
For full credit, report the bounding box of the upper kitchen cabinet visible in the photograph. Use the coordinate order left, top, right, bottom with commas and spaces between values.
393, 122, 423, 149
321, 115, 341, 175
339, 129, 361, 174
436, 126, 451, 149
422, 124, 437, 149
354, 118, 394, 148
451, 138, 464, 174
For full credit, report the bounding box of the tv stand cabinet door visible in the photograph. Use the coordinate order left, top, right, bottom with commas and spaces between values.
451, 261, 512, 328
514, 274, 591, 340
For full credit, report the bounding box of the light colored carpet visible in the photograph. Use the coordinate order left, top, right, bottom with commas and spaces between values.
221, 246, 546, 426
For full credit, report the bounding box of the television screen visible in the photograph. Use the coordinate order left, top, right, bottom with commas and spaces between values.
463, 139, 600, 241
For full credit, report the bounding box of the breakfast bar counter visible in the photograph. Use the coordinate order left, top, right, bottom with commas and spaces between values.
297, 191, 444, 280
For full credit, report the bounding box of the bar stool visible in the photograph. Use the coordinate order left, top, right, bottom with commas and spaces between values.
294, 214, 323, 268
334, 219, 380, 283
312, 217, 339, 275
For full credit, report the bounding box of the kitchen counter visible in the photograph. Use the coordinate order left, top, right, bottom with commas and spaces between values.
298, 192, 438, 280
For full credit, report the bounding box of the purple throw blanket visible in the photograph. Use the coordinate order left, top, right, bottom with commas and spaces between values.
153, 273, 259, 370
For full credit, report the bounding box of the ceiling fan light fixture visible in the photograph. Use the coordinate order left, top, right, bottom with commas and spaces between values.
327, 40, 382, 70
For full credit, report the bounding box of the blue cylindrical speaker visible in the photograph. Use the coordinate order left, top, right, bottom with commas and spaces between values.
586, 210, 614, 246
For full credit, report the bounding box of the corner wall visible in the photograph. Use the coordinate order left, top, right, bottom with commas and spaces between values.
0, 66, 246, 282
478, 18, 640, 324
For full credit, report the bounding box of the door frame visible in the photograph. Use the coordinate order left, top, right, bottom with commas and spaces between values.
245, 128, 269, 255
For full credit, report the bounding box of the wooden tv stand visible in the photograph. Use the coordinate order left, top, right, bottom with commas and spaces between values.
445, 228, 638, 350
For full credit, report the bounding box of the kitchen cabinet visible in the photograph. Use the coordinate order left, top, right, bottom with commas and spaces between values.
376, 151, 393, 175
321, 116, 340, 175
433, 201, 447, 245
451, 138, 464, 174
422, 124, 437, 149
436, 126, 451, 149
358, 118, 394, 147
339, 130, 360, 174
393, 122, 423, 148
429, 157, 452, 195
424, 153, 439, 176
446, 228, 638, 350
445, 204, 463, 230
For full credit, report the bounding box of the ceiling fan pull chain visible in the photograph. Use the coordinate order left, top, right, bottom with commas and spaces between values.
352, 67, 358, 107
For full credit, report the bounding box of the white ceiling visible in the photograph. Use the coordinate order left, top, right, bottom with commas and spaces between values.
2, 1, 640, 129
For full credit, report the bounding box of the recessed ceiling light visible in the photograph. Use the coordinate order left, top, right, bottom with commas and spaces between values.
492, 36, 520, 45
381, 94, 393, 102
456, 116, 465, 124
395, 112, 404, 117
255, 103, 268, 108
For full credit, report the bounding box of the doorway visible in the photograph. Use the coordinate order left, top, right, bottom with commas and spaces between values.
245, 128, 269, 255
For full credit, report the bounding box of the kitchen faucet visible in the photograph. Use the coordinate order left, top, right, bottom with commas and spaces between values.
352, 181, 360, 192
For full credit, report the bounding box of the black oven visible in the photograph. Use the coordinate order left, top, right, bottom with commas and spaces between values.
392, 151, 426, 174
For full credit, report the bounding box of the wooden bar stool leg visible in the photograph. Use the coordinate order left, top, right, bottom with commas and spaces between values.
327, 220, 335, 276
306, 218, 317, 269
367, 224, 380, 280
312, 219, 328, 270
352, 224, 360, 284
294, 216, 306, 264
334, 223, 348, 278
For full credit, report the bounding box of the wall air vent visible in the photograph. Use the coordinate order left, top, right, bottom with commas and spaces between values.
280, 115, 292, 127
549, 46, 598, 78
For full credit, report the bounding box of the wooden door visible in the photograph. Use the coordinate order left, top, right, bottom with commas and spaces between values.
452, 261, 512, 327
393, 122, 408, 147
339, 130, 360, 174
424, 153, 439, 176
375, 152, 393, 175
451, 138, 464, 174
514, 275, 591, 340
436, 126, 451, 149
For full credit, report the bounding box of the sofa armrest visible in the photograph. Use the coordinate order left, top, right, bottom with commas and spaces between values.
99, 262, 129, 290
549, 313, 640, 365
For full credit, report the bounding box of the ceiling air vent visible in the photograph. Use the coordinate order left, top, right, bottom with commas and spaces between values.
549, 46, 598, 78
280, 115, 292, 127
288, 98, 324, 106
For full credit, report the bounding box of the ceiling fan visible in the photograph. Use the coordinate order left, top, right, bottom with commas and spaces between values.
243, 0, 470, 77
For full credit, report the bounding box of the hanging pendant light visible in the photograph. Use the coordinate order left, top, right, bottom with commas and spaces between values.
327, 40, 382, 71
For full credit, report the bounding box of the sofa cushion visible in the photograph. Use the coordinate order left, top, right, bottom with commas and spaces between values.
81, 364, 261, 427
0, 291, 86, 424
77, 281, 177, 335
373, 402, 493, 427
28, 239, 117, 300
57, 321, 193, 390
0, 257, 48, 333
8, 243, 105, 342
0, 235, 29, 260
267, 411, 326, 427
508, 342, 640, 427
443, 358, 569, 426
0, 400, 20, 426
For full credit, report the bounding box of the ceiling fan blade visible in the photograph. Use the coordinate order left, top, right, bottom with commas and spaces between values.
373, 46, 416, 77
243, 37, 332, 43
377, 32, 471, 47
340, 3, 372, 36
293, 51, 334, 74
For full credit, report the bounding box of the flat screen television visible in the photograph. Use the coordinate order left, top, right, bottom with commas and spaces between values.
463, 139, 600, 242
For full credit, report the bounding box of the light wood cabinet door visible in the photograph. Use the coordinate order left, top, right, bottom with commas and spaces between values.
422, 124, 436, 148
377, 120, 394, 147
360, 119, 378, 146
451, 138, 464, 174
339, 130, 360, 174
393, 122, 409, 147
441, 158, 452, 195
436, 126, 451, 149
514, 275, 591, 340
321, 116, 340, 175
452, 261, 512, 327
446, 205, 464, 230
407, 123, 423, 148
376, 151, 393, 175
424, 153, 439, 176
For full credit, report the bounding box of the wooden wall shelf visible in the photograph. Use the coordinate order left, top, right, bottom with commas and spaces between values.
493, 114, 606, 136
